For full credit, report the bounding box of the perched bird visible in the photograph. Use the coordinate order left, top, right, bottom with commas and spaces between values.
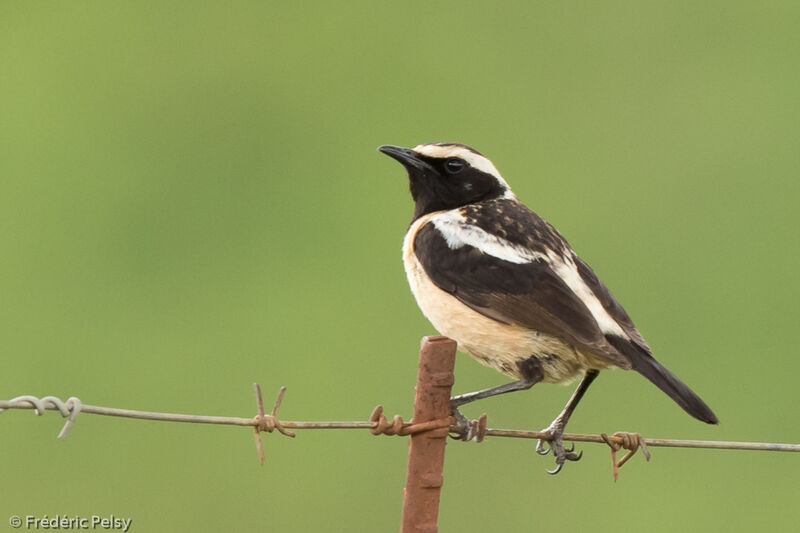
379, 142, 718, 473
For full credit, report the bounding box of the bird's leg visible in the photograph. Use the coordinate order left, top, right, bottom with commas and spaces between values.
536, 369, 599, 474
449, 379, 536, 440
450, 378, 537, 407
450, 357, 544, 441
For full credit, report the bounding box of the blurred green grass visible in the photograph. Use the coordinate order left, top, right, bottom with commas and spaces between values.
1, 1, 798, 531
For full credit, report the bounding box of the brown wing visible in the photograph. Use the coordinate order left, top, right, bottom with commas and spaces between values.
414, 220, 633, 369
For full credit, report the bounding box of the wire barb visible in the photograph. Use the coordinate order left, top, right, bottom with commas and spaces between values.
252, 384, 296, 465
457, 413, 488, 442
0, 395, 82, 439
368, 406, 452, 437
369, 405, 407, 435
600, 432, 651, 481
472, 413, 488, 443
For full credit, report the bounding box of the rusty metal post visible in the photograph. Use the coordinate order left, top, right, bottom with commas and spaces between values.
401, 335, 457, 533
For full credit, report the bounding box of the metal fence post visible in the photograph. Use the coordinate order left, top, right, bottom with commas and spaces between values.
401, 335, 457, 533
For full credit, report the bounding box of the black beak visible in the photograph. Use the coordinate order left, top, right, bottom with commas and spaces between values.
378, 145, 434, 172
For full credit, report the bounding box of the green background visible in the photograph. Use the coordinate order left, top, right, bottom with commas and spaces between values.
2, 2, 799, 532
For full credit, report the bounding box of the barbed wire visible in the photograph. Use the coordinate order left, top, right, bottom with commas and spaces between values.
2, 385, 798, 479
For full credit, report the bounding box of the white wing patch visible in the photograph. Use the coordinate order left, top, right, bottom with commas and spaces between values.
550, 255, 627, 337
429, 209, 628, 337
431, 210, 545, 264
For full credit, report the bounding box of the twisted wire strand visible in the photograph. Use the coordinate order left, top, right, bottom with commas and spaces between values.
2, 393, 800, 454
0, 395, 82, 438
600, 432, 651, 481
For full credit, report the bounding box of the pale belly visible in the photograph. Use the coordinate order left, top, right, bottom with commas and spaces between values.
402, 213, 611, 384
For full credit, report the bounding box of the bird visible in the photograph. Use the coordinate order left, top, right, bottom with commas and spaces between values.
378, 142, 718, 473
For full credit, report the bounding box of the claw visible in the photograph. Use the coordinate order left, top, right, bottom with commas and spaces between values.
546, 462, 564, 475
448, 404, 471, 441
535, 439, 550, 455
538, 419, 582, 474
448, 402, 485, 442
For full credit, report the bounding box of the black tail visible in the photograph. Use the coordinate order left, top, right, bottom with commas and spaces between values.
629, 353, 718, 424
605, 335, 718, 424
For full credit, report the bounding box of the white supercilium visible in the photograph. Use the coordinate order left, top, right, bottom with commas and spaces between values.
413, 144, 516, 199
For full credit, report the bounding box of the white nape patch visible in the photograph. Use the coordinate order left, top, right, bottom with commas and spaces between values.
550, 254, 627, 337
431, 210, 546, 264
413, 143, 516, 199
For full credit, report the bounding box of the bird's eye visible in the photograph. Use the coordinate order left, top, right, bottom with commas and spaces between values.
445, 158, 465, 174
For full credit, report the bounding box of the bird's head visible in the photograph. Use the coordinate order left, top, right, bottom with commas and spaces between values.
379, 142, 515, 220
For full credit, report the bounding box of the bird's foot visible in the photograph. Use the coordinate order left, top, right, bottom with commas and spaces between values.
448, 403, 486, 442
535, 419, 582, 475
